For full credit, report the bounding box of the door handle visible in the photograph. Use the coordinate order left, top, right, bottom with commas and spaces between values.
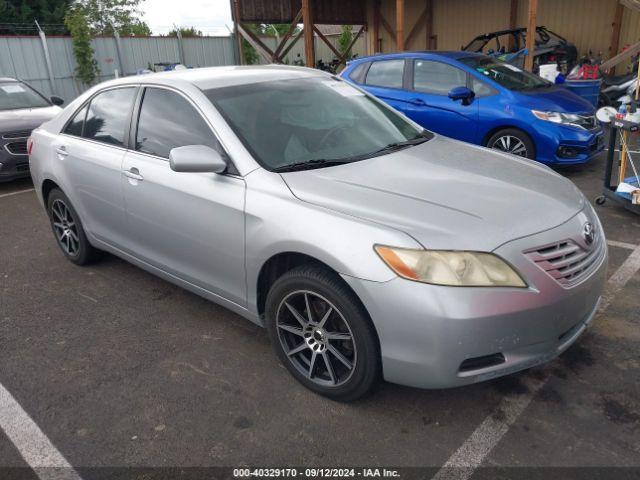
123, 167, 144, 181
55, 146, 68, 157
410, 98, 427, 106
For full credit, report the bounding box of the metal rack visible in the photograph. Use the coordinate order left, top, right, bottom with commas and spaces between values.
596, 126, 640, 215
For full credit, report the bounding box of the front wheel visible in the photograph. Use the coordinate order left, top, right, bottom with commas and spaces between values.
487, 128, 535, 159
265, 266, 380, 402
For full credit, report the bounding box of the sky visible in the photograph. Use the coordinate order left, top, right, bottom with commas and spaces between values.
141, 0, 233, 36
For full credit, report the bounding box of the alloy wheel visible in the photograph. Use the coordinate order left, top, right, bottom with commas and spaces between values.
276, 290, 356, 387
51, 199, 80, 256
491, 135, 528, 157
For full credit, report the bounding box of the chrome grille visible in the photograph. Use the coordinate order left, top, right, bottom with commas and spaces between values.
4, 140, 28, 155
525, 231, 604, 287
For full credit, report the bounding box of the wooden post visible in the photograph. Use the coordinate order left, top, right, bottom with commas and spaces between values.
373, 0, 380, 53
233, 0, 244, 64
302, 0, 315, 67
524, 0, 538, 72
425, 0, 433, 50
508, 0, 518, 51
396, 0, 405, 51
609, 1, 624, 62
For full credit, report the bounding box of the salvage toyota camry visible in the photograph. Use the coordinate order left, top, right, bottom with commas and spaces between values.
29, 66, 607, 401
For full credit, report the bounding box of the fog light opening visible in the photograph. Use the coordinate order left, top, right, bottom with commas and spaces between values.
459, 352, 506, 373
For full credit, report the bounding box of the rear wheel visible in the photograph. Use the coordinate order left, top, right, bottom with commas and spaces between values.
47, 188, 101, 265
487, 128, 535, 159
265, 265, 380, 402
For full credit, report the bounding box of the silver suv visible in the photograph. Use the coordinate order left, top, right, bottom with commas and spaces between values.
29, 66, 607, 401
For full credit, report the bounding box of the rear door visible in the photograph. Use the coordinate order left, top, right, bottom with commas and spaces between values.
55, 86, 137, 247
401, 59, 478, 142
121, 86, 246, 305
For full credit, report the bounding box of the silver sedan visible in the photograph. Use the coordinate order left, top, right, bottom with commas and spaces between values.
28, 66, 607, 401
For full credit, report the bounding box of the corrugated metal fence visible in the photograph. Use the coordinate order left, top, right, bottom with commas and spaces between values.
0, 33, 366, 103
0, 35, 237, 103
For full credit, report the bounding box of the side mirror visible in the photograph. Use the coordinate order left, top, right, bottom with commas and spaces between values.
169, 145, 227, 173
50, 95, 64, 106
448, 86, 475, 105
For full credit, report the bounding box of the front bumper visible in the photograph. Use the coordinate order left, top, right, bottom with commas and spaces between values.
534, 121, 605, 165
0, 133, 30, 182
342, 207, 607, 389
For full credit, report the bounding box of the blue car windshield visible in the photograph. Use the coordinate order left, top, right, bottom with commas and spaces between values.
460, 56, 550, 91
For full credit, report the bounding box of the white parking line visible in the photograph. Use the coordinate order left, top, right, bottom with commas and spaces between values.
432, 243, 640, 480
607, 239, 638, 251
0, 188, 35, 199
0, 383, 82, 480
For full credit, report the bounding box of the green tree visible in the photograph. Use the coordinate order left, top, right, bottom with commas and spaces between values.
168, 26, 203, 37
70, 0, 151, 36
337, 25, 354, 59
0, 0, 71, 34
64, 7, 99, 85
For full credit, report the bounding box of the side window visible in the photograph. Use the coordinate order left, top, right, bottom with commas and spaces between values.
63, 104, 88, 137
471, 77, 495, 97
135, 87, 222, 159
83, 88, 136, 147
413, 60, 467, 95
349, 62, 369, 84
365, 60, 404, 89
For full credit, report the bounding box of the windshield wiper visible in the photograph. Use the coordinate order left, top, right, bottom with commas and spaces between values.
370, 135, 430, 155
273, 158, 349, 173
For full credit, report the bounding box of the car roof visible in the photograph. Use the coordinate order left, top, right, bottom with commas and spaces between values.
348, 51, 484, 64
92, 65, 329, 91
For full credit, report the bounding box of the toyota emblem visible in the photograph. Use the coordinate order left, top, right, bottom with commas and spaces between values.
583, 222, 595, 245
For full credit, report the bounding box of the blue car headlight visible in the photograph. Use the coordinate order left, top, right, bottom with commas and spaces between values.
531, 110, 595, 130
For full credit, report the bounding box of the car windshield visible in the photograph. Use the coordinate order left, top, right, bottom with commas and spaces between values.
460, 56, 550, 91
205, 77, 428, 171
0, 81, 50, 110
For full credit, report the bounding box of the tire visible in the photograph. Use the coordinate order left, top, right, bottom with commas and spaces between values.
47, 188, 102, 265
487, 128, 535, 160
265, 265, 380, 402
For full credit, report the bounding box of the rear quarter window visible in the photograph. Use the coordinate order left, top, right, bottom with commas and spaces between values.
348, 62, 370, 84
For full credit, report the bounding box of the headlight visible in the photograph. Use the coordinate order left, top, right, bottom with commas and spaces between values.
531, 110, 590, 129
374, 246, 527, 287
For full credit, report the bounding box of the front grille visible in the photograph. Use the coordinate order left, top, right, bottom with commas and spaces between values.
4, 140, 28, 155
525, 231, 603, 287
2, 130, 31, 140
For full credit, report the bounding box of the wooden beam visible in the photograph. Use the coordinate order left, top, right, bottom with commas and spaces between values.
373, 0, 380, 53
346, 25, 366, 59
405, 5, 429, 50
425, 0, 434, 50
232, 0, 244, 64
600, 39, 640, 71
302, 0, 315, 67
314, 25, 343, 60
380, 13, 394, 40
237, 24, 275, 63
524, 0, 538, 72
609, 1, 624, 60
396, 0, 405, 51
507, 0, 518, 51
273, 9, 302, 61
280, 29, 304, 59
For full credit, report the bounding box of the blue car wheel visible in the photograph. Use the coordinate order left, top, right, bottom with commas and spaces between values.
487, 128, 535, 159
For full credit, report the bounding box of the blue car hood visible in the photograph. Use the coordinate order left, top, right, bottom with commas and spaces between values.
513, 86, 594, 114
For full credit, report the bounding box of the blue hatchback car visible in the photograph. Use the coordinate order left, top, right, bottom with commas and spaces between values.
341, 51, 604, 165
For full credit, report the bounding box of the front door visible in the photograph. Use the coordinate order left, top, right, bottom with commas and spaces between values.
121, 87, 246, 306
401, 59, 478, 142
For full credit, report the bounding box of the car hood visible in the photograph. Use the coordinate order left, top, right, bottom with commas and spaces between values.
281, 136, 584, 252
0, 106, 62, 132
514, 86, 594, 114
